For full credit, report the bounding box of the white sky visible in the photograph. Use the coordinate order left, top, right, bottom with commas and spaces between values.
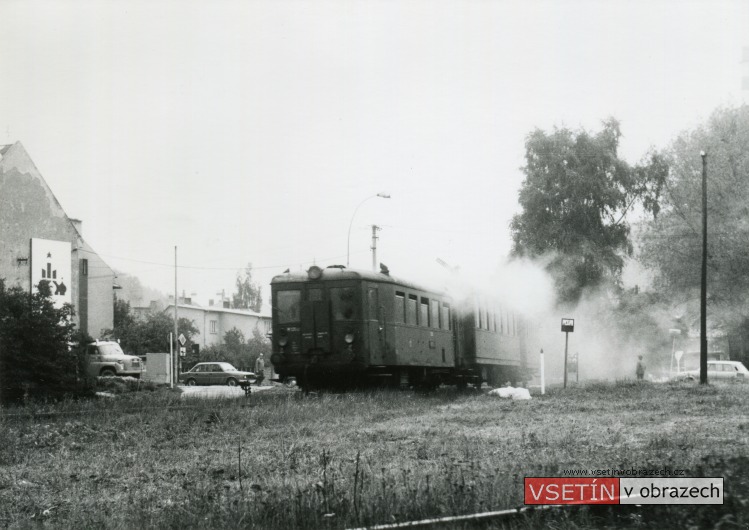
2, 0, 747, 311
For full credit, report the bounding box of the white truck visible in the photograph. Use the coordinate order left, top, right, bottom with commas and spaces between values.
85, 341, 144, 378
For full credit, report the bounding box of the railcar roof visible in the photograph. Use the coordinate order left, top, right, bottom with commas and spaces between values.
271, 266, 446, 295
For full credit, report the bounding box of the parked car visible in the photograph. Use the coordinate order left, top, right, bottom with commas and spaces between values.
676, 360, 749, 381
86, 341, 144, 378
179, 362, 256, 387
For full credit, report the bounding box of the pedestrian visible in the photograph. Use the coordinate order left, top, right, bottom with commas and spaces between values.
255, 353, 265, 386
636, 355, 645, 381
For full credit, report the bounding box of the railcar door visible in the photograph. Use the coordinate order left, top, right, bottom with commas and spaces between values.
367, 286, 384, 363
300, 287, 331, 353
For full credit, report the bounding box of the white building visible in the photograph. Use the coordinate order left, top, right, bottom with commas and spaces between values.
164, 303, 271, 348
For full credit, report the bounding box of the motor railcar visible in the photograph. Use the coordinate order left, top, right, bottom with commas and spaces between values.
270, 265, 536, 390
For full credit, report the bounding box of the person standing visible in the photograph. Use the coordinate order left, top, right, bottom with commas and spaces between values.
255, 353, 265, 386
636, 355, 645, 381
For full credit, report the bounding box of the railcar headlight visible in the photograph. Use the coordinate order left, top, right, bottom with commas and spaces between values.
308, 265, 323, 280
278, 328, 289, 346
344, 333, 355, 344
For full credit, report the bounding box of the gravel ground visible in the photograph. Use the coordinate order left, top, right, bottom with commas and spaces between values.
179, 384, 276, 399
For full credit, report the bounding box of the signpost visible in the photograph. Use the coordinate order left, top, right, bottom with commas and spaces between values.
561, 318, 574, 389
540, 349, 545, 395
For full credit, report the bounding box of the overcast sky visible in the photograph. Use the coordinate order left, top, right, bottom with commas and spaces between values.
2, 0, 747, 311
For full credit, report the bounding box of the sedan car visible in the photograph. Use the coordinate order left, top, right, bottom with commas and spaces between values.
676, 360, 749, 381
179, 362, 256, 387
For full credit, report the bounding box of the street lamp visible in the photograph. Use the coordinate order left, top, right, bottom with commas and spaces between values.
347, 192, 390, 268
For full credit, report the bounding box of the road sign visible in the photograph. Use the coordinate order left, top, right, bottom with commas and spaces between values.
180, 347, 186, 357
178, 333, 186, 346
561, 318, 575, 332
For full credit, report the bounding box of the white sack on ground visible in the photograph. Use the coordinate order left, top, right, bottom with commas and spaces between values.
488, 386, 532, 400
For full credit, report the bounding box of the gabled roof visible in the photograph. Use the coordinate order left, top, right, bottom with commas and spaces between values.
0, 141, 115, 277
165, 303, 270, 319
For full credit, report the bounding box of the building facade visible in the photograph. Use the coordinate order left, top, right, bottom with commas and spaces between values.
164, 303, 271, 348
0, 142, 115, 337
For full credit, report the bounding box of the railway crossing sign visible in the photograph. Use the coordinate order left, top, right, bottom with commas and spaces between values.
561, 318, 575, 388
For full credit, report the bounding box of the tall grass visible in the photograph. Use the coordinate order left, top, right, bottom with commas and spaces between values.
1, 381, 748, 528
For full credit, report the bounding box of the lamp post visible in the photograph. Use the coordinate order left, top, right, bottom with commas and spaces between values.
700, 151, 707, 385
347, 192, 390, 268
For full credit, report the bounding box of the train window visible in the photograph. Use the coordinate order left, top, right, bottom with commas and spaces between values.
395, 292, 406, 323
442, 303, 451, 330
407, 295, 418, 325
330, 287, 358, 321
308, 288, 323, 302
368, 288, 379, 320
430, 299, 440, 329
420, 297, 429, 327
277, 290, 301, 324
499, 307, 504, 334
476, 303, 482, 330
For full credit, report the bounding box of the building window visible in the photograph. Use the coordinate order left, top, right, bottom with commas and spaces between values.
210, 320, 217, 334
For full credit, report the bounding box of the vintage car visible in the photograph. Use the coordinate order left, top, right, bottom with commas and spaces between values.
179, 362, 256, 387
676, 360, 749, 381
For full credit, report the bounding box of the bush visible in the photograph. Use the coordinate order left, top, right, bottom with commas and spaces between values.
95, 376, 159, 394
0, 279, 94, 403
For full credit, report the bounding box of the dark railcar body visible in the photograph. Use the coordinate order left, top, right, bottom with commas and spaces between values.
270, 265, 535, 390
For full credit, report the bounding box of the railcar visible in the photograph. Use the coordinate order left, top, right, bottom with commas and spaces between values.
269, 265, 535, 390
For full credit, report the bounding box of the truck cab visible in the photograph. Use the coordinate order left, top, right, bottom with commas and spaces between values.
86, 341, 143, 378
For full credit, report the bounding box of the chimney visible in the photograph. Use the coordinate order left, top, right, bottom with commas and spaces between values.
223, 301, 231, 309
70, 218, 83, 235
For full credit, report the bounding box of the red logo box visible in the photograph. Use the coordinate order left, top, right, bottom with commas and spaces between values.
525, 477, 619, 505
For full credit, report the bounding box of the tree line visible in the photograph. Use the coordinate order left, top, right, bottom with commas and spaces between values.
5, 106, 749, 401
511, 105, 749, 368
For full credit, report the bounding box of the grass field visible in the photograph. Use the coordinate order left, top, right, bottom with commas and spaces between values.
1, 380, 748, 529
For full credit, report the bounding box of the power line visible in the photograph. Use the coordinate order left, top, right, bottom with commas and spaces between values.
74, 247, 361, 272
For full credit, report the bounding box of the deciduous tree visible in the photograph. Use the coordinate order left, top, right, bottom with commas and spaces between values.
638, 106, 749, 360
511, 118, 667, 304
232, 263, 263, 313
0, 279, 87, 401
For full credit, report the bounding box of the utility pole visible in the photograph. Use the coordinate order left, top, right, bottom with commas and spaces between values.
174, 246, 178, 388
700, 151, 708, 385
371, 224, 381, 272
